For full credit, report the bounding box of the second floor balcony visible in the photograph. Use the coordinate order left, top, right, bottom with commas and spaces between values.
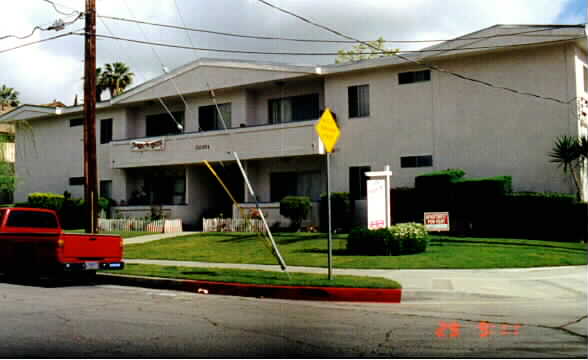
110, 120, 322, 169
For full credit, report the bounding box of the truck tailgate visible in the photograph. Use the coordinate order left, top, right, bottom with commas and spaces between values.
61, 233, 122, 259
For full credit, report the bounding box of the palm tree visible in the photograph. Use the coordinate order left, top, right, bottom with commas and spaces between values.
549, 135, 585, 201
101, 62, 135, 98
0, 84, 20, 112
95, 67, 108, 102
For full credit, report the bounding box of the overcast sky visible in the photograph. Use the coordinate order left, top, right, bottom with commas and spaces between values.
1, 0, 586, 105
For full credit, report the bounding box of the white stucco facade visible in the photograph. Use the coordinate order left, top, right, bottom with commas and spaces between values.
1, 24, 587, 228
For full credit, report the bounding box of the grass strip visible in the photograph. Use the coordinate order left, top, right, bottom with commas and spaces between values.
123, 232, 587, 269
102, 263, 401, 289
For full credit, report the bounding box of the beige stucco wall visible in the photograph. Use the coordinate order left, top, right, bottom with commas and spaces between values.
324, 44, 584, 198
14, 108, 125, 202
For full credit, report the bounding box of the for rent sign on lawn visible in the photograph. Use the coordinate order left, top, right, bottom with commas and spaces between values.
424, 212, 450, 232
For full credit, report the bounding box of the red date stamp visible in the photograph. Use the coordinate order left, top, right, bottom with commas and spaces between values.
436, 321, 522, 338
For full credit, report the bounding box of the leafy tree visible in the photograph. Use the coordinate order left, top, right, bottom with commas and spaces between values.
335, 37, 398, 64
549, 135, 588, 201
100, 62, 135, 98
0, 84, 20, 112
0, 161, 15, 194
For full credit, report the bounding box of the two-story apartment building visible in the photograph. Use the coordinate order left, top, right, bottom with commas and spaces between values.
1, 24, 587, 228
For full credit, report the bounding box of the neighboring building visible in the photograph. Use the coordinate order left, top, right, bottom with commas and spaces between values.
1, 24, 587, 228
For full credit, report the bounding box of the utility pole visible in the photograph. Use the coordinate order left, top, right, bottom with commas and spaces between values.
83, 0, 98, 233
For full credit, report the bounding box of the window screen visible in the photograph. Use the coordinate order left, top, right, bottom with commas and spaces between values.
348, 85, 370, 118
400, 155, 433, 168
100, 118, 113, 144
398, 70, 431, 85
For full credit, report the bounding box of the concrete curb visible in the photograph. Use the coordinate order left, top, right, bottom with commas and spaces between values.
96, 273, 402, 303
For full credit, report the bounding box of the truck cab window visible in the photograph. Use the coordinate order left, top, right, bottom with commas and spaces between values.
6, 211, 58, 228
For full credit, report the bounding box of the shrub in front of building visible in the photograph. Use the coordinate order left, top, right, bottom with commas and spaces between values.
319, 192, 351, 233
347, 227, 393, 255
389, 222, 430, 254
347, 223, 430, 256
24, 192, 112, 230
27, 192, 65, 211
415, 169, 466, 212
280, 196, 312, 231
497, 192, 586, 241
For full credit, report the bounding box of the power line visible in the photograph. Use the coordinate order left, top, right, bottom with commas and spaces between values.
0, 13, 83, 41
40, 0, 81, 17
97, 14, 580, 44
255, 0, 578, 105
76, 31, 583, 58
0, 31, 77, 55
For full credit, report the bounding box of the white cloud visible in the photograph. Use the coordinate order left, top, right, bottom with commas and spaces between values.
0, 0, 581, 105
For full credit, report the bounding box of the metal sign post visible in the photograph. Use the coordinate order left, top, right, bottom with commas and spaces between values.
326, 151, 333, 280
315, 108, 340, 280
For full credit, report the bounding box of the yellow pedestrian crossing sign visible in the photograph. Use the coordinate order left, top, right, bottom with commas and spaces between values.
315, 108, 340, 153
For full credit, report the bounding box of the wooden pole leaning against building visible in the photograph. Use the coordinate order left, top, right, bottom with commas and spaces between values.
83, 0, 98, 233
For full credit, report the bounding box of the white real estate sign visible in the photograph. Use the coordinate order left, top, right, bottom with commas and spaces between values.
367, 179, 387, 230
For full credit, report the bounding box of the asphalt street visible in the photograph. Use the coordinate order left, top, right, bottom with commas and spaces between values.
0, 274, 586, 358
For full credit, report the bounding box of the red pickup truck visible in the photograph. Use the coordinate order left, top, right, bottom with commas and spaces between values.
0, 207, 124, 277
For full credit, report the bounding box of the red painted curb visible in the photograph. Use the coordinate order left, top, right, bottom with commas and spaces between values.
97, 274, 402, 303
181, 280, 402, 303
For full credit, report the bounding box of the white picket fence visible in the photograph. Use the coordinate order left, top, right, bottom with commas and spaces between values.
203, 218, 265, 233
98, 218, 183, 233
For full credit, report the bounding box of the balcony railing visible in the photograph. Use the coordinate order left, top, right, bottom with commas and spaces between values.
110, 120, 321, 168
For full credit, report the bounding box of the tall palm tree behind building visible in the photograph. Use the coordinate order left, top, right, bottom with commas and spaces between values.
0, 85, 20, 112
102, 62, 135, 98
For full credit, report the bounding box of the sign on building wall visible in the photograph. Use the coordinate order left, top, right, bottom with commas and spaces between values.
131, 138, 165, 151
424, 212, 450, 232
367, 179, 387, 230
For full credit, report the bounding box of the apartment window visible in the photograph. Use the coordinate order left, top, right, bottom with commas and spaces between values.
69, 177, 85, 186
100, 118, 113, 144
269, 93, 319, 124
100, 180, 112, 199
400, 155, 433, 168
349, 166, 371, 200
270, 172, 321, 202
398, 70, 431, 85
199, 103, 231, 131
348, 85, 370, 118
146, 111, 184, 137
69, 118, 83, 127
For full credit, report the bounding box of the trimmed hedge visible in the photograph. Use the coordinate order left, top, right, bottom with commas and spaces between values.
28, 193, 65, 211
347, 223, 430, 256
320, 192, 351, 232
453, 176, 512, 199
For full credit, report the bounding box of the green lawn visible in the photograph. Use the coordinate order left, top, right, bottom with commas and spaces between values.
66, 230, 157, 239
102, 263, 401, 288
123, 233, 588, 269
